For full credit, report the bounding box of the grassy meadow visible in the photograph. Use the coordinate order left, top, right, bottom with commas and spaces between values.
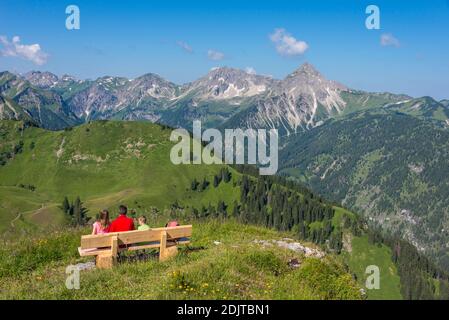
0, 220, 363, 300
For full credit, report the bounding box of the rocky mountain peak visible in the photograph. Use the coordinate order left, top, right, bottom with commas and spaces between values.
134, 73, 175, 87
181, 66, 274, 101
207, 66, 245, 79
280, 63, 347, 94
24, 71, 59, 89
121, 73, 178, 101
289, 62, 322, 78
60, 74, 77, 82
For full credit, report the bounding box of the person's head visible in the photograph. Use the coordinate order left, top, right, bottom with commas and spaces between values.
98, 209, 110, 227
166, 220, 179, 228
138, 215, 147, 226
119, 205, 127, 216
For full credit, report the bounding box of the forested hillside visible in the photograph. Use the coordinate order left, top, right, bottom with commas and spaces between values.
280, 110, 449, 270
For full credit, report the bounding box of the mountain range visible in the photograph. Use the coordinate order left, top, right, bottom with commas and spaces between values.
3, 64, 448, 132
1, 63, 449, 269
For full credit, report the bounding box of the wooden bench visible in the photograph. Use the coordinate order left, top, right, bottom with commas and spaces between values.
78, 225, 192, 269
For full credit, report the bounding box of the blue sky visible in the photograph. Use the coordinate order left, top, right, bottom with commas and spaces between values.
0, 0, 448, 99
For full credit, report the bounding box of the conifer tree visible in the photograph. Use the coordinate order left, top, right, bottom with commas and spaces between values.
213, 175, 220, 188
200, 178, 209, 191
232, 201, 240, 218
72, 196, 89, 226
191, 178, 199, 191
61, 196, 70, 214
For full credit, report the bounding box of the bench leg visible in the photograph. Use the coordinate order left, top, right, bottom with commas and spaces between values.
160, 245, 178, 262
96, 254, 116, 269
96, 235, 119, 269
159, 231, 178, 262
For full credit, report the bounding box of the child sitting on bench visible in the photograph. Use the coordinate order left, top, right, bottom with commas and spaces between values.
92, 210, 110, 235
137, 216, 150, 231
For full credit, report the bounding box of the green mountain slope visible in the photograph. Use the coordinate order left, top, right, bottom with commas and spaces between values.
279, 110, 449, 269
159, 97, 255, 129
0, 120, 237, 235
338, 91, 411, 118
0, 95, 35, 123
385, 96, 449, 122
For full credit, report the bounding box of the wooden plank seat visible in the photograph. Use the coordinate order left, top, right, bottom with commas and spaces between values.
78, 225, 192, 269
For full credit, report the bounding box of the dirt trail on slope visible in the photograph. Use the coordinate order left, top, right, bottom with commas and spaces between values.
10, 212, 22, 228
56, 137, 66, 160
10, 204, 56, 228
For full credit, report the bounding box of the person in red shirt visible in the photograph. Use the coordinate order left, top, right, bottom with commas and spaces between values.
108, 205, 135, 232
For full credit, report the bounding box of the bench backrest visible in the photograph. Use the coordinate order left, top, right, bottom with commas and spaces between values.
81, 225, 192, 250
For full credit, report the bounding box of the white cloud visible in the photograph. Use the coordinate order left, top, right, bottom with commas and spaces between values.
207, 49, 225, 61
269, 28, 308, 56
245, 67, 257, 75
0, 35, 48, 65
380, 33, 400, 47
177, 41, 193, 53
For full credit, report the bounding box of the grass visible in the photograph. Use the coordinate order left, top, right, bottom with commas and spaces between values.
331, 206, 403, 300
0, 220, 362, 300
0, 186, 64, 234
342, 235, 402, 300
